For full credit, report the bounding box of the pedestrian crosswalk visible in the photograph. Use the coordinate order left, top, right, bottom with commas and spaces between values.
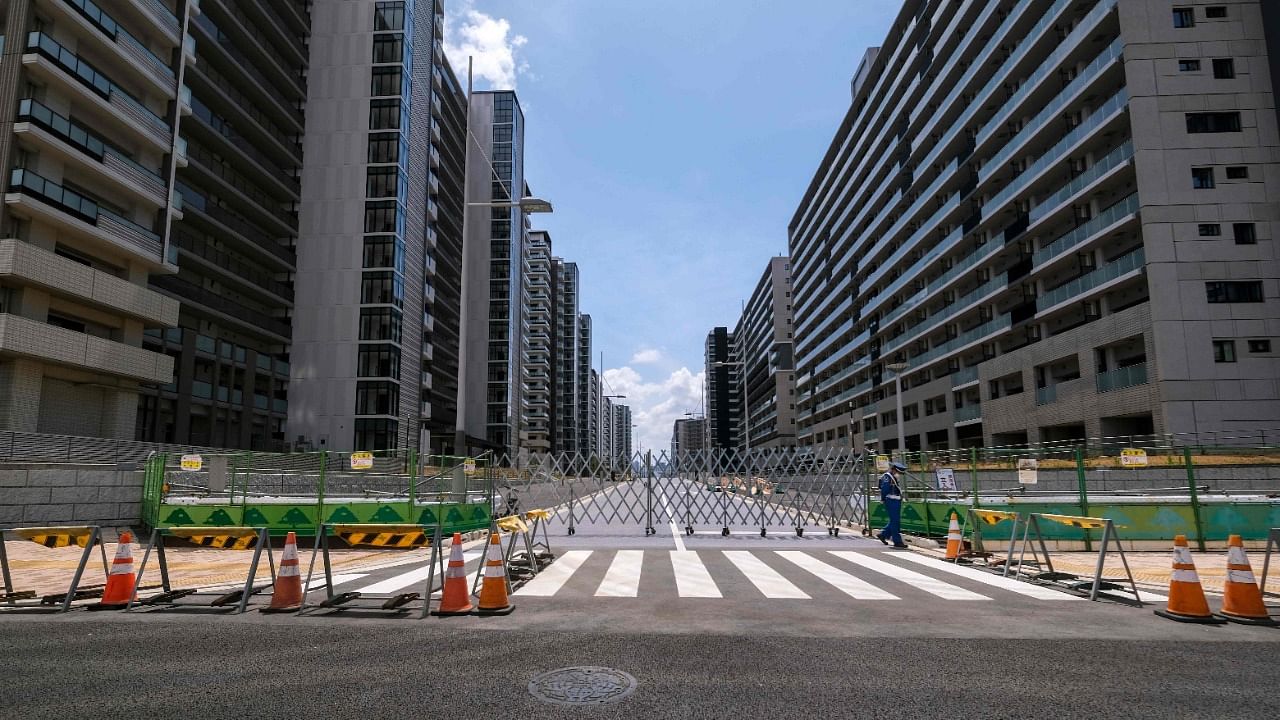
303, 548, 1084, 603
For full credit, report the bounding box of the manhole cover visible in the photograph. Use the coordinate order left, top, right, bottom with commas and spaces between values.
528, 666, 638, 706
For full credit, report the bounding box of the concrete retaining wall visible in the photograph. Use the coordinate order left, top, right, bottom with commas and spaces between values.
923, 465, 1280, 494
0, 463, 143, 527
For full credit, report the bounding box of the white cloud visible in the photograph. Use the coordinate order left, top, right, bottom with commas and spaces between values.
444, 2, 529, 90
629, 348, 664, 365
603, 366, 704, 458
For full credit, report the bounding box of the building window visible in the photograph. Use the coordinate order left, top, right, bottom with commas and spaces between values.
357, 345, 401, 379
1248, 339, 1272, 353
364, 200, 401, 233
354, 418, 397, 450
1205, 6, 1227, 19
1225, 166, 1248, 180
1198, 224, 1221, 237
1172, 8, 1194, 27
373, 2, 405, 31
371, 66, 404, 97
1178, 59, 1201, 72
367, 132, 401, 164
1185, 112, 1241, 133
372, 34, 403, 64
362, 235, 402, 269
359, 307, 402, 342
1213, 58, 1235, 79
366, 166, 404, 199
361, 270, 404, 306
356, 381, 399, 415
369, 99, 403, 129
1212, 340, 1236, 363
1192, 167, 1215, 189
1205, 281, 1264, 303
1232, 223, 1257, 245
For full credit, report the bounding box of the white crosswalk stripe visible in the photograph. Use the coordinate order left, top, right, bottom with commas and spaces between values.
303, 573, 367, 592
723, 551, 809, 599
828, 551, 990, 600
671, 551, 721, 598
354, 551, 481, 595
892, 553, 1083, 600
514, 550, 593, 596
596, 550, 643, 597
775, 551, 899, 600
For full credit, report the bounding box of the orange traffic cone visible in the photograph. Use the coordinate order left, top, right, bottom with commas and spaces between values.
1154, 534, 1225, 624
262, 531, 303, 613
945, 513, 963, 561
475, 532, 514, 615
92, 531, 137, 610
433, 533, 473, 616
1216, 535, 1277, 626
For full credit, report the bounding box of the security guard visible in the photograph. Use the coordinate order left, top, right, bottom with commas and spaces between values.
877, 461, 909, 548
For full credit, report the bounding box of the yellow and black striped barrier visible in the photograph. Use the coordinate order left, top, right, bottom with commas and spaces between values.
1037, 513, 1120, 530
1007, 513, 1142, 604
129, 527, 275, 614
972, 509, 1019, 526
496, 515, 530, 534
333, 524, 430, 549
166, 526, 264, 550
1, 525, 110, 613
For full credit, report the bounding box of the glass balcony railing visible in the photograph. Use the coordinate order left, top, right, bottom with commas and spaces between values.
17, 98, 104, 157
1096, 363, 1148, 393
951, 366, 979, 387
954, 404, 982, 422
980, 36, 1125, 184
1033, 192, 1139, 266
1035, 385, 1057, 405
1036, 247, 1145, 312
864, 223, 963, 318
885, 276, 1004, 356
911, 314, 1012, 368
977, 1, 1121, 147
985, 88, 1130, 218
25, 32, 167, 129
9, 167, 98, 221
925, 239, 1000, 296
1030, 141, 1134, 223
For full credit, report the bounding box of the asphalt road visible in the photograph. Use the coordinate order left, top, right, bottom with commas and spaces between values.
3, 479, 1278, 718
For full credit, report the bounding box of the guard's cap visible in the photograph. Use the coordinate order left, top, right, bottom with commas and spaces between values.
890, 462, 908, 471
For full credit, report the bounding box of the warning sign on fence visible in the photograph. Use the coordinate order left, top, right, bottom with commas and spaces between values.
463, 457, 477, 475
935, 467, 956, 491
1120, 448, 1148, 467
1017, 458, 1038, 485
875, 455, 890, 473
180, 454, 203, 472
350, 451, 374, 470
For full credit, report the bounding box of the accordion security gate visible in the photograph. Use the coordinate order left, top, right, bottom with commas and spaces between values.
491, 448, 869, 537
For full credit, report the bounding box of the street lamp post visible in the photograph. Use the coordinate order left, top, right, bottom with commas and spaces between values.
452, 58, 553, 494
887, 361, 908, 465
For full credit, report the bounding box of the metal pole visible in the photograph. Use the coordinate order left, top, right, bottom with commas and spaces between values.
452, 57, 474, 495
1184, 447, 1206, 552
969, 446, 980, 509
894, 371, 905, 465
1075, 448, 1092, 552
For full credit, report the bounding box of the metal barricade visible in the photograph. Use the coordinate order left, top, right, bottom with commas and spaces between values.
129, 527, 275, 614
302, 522, 444, 618
0, 525, 111, 612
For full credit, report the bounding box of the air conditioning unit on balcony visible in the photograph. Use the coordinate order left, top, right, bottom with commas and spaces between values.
947, 358, 961, 372
1078, 252, 1097, 270
1026, 325, 1042, 341
982, 342, 997, 359
1083, 300, 1102, 320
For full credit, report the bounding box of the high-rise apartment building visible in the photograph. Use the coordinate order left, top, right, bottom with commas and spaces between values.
522, 229, 553, 453
552, 257, 579, 454
0, 0, 189, 438
577, 313, 594, 455
704, 327, 737, 450
670, 417, 705, 458
288, 0, 450, 452
732, 256, 796, 450
586, 365, 600, 457
137, 1, 309, 450
611, 402, 632, 459
790, 0, 1280, 452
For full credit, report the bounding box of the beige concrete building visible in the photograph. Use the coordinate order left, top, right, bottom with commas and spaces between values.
732, 256, 797, 450
0, 0, 184, 438
790, 0, 1280, 452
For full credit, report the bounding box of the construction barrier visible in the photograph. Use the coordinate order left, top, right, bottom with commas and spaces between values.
128, 527, 275, 614
1260, 528, 1279, 598
0, 525, 110, 612
302, 522, 443, 618
1216, 534, 1277, 626
1154, 534, 1224, 624
1010, 513, 1142, 604
495, 514, 545, 581
955, 509, 1019, 570
474, 533, 514, 615
524, 508, 556, 563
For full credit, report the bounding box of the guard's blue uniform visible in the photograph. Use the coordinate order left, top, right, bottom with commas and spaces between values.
877, 471, 905, 546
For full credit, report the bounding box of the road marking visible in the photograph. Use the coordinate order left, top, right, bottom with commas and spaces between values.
596, 550, 643, 597
828, 551, 990, 600
670, 551, 721, 598
722, 551, 810, 599
302, 573, 367, 592
514, 550, 592, 596
354, 551, 480, 595
659, 491, 686, 552
892, 553, 1082, 600
775, 550, 898, 599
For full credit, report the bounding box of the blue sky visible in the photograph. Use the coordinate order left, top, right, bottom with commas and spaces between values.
444, 0, 899, 453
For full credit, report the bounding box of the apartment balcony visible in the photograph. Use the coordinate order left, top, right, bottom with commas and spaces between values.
14, 99, 167, 208
1096, 363, 1148, 393
187, 96, 301, 199
953, 404, 982, 425
170, 229, 293, 303
1036, 247, 1145, 317
176, 185, 295, 270
184, 141, 296, 236
429, 146, 440, 168
6, 169, 170, 269
121, 0, 182, 45
0, 312, 173, 384
204, 0, 305, 95
52, 0, 180, 94
430, 120, 442, 144
426, 197, 438, 222
1033, 193, 1140, 268
189, 13, 303, 132
0, 238, 178, 325
950, 365, 980, 389
186, 63, 302, 164
236, 1, 307, 68
150, 274, 290, 341
22, 32, 172, 150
